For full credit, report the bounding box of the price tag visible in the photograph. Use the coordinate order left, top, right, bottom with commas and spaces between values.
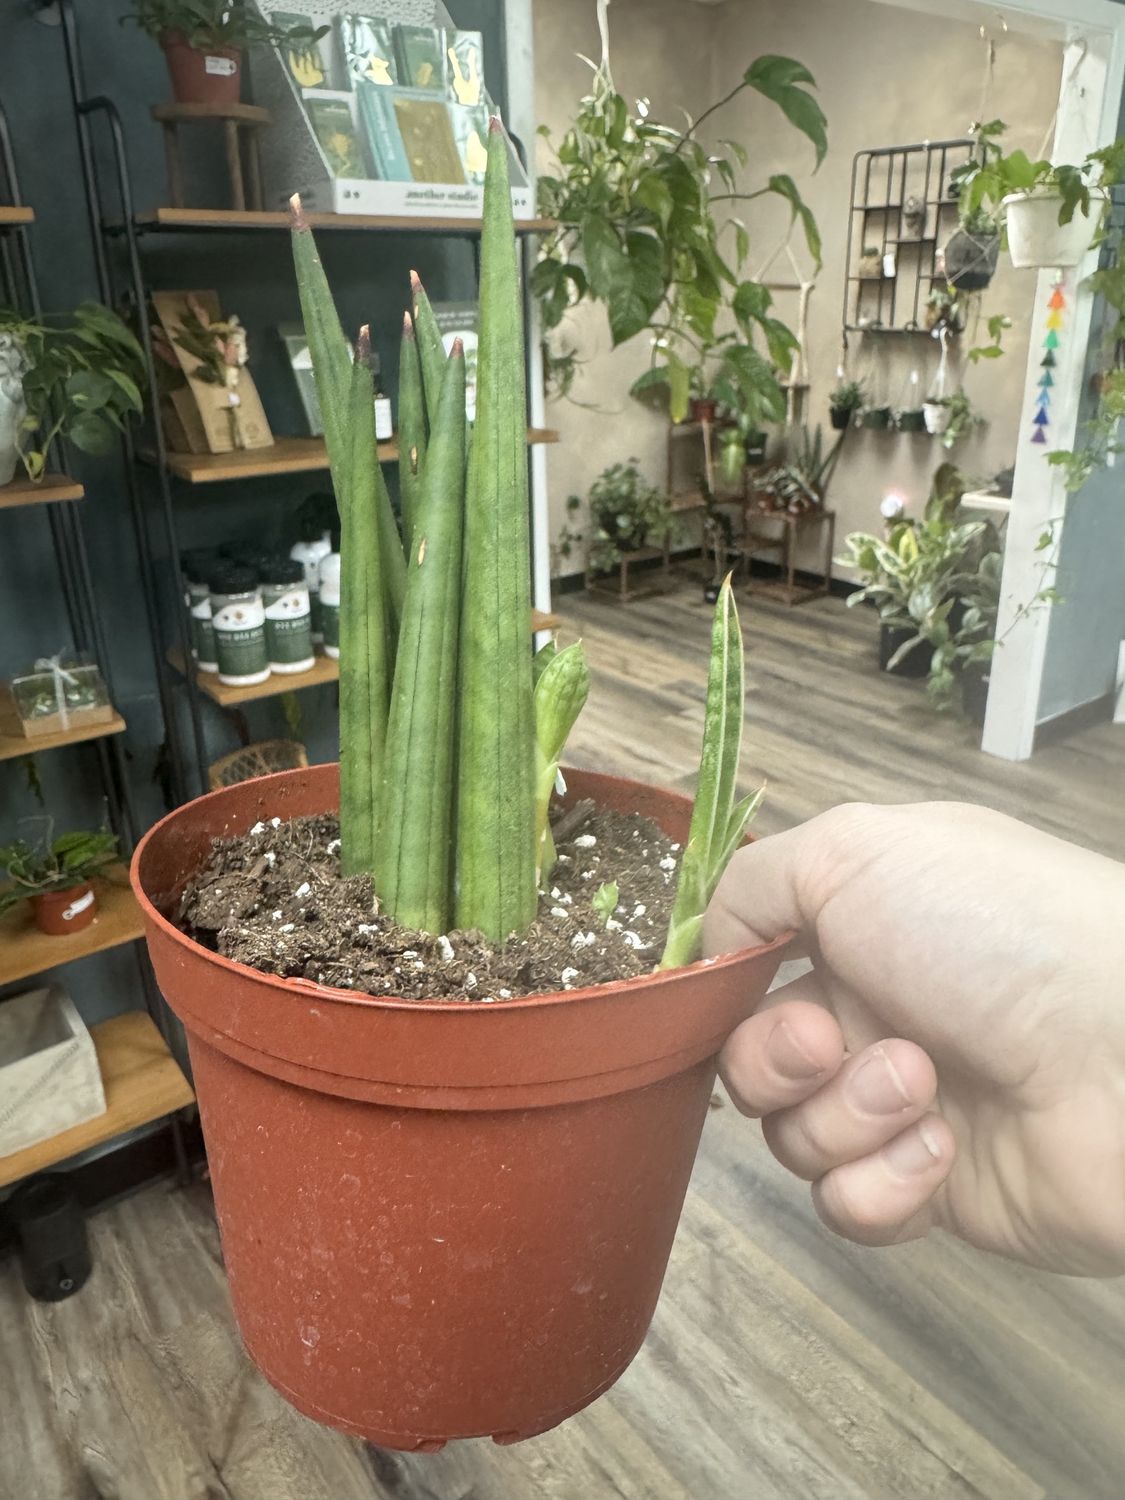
205, 55, 237, 77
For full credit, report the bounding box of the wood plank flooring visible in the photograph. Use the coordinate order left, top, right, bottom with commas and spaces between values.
2, 582, 1122, 1500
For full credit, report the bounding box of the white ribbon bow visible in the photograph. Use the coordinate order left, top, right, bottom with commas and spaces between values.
33, 652, 79, 730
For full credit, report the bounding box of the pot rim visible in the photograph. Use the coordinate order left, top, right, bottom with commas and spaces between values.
32, 880, 93, 904
1001, 186, 1108, 210
131, 764, 792, 1018
158, 29, 242, 56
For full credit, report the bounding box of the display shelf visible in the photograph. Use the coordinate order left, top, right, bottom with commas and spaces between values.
169, 607, 563, 706
0, 471, 85, 508
123, 207, 556, 235
0, 867, 143, 986
0, 1011, 195, 1190
0, 205, 34, 226
149, 429, 559, 484
0, 710, 126, 763
961, 490, 1013, 515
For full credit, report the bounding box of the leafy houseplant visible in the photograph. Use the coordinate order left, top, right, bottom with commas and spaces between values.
535, 42, 825, 424
131, 123, 788, 1450
0, 826, 118, 935
828, 378, 866, 431
561, 460, 673, 574
0, 303, 145, 483
718, 412, 769, 483
756, 424, 840, 514
123, 1, 327, 105
923, 549, 1002, 719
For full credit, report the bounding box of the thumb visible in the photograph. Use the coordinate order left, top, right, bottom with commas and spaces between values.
704, 820, 825, 959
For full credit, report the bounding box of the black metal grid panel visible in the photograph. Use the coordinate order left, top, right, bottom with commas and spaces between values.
843, 139, 974, 336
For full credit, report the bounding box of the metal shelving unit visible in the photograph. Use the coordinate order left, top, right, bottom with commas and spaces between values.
57, 0, 555, 804
0, 99, 192, 1190
843, 138, 974, 334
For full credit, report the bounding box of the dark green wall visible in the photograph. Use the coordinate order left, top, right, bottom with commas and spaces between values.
0, 1, 508, 1035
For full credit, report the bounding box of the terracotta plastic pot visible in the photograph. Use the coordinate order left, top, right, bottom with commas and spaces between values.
160, 31, 242, 106
690, 398, 717, 424
31, 882, 98, 936
1002, 189, 1105, 270
132, 764, 789, 1451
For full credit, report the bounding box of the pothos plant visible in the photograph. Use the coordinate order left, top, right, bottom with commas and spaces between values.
122, 1, 327, 52
951, 119, 1125, 233
292, 121, 757, 968
0, 825, 118, 915
535, 43, 826, 421
0, 302, 145, 481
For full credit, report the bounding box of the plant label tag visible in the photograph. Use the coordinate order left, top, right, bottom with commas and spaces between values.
205, 55, 237, 77
63, 889, 96, 922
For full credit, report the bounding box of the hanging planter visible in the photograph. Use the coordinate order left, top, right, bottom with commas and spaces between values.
896, 409, 927, 433
132, 762, 788, 1450
861, 405, 892, 430
1003, 189, 1106, 270
923, 400, 953, 436
941, 226, 1000, 291
0, 332, 26, 486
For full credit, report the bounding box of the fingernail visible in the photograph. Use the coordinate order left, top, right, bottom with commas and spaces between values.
884, 1120, 943, 1176
848, 1046, 913, 1114
769, 1020, 825, 1081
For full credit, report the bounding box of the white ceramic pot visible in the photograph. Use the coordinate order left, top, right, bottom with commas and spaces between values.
923, 402, 952, 436
1002, 189, 1106, 270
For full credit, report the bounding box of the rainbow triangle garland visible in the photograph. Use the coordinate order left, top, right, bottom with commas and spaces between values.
1032, 282, 1066, 444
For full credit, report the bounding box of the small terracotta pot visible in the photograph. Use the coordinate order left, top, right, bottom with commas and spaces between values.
160, 30, 242, 106
31, 883, 98, 936
132, 764, 789, 1451
690, 398, 717, 424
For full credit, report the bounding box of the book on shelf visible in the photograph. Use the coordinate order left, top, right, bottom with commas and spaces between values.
432, 301, 479, 421
271, 9, 328, 89
393, 94, 465, 184
393, 23, 446, 91
304, 90, 371, 179
445, 30, 484, 105
448, 102, 489, 186
278, 322, 323, 436
338, 13, 398, 88
356, 81, 412, 181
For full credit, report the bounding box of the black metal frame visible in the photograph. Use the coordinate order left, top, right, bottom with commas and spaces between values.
843, 138, 974, 336
56, 0, 543, 808
0, 95, 190, 1188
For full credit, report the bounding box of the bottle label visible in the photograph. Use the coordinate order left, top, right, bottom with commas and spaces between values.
190, 598, 218, 668
212, 594, 268, 678
374, 395, 393, 441
264, 585, 314, 666
321, 598, 340, 652
308, 585, 323, 641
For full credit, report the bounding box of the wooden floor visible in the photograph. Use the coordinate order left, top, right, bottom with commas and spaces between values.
3, 582, 1123, 1500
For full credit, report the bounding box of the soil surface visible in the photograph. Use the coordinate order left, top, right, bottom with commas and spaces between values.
179, 800, 682, 1002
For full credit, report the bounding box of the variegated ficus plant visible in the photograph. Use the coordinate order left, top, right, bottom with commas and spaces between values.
290, 119, 759, 973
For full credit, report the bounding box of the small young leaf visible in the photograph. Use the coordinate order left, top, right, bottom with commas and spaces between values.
592, 881, 619, 925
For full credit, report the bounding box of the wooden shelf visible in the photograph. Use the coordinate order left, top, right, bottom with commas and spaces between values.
151, 429, 559, 484
169, 607, 562, 705
0, 1011, 194, 1190
0, 471, 85, 509
127, 206, 556, 235
0, 710, 126, 763
0, 205, 34, 226
0, 867, 143, 986
961, 490, 1013, 515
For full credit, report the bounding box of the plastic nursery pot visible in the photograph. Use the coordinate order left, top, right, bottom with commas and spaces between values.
690, 397, 718, 424
896, 409, 927, 433
961, 661, 991, 725
879, 622, 932, 678
941, 227, 1000, 290
829, 406, 852, 432
160, 30, 242, 106
132, 763, 790, 1452
862, 406, 893, 430
31, 883, 98, 936
923, 401, 953, 436
1002, 189, 1106, 270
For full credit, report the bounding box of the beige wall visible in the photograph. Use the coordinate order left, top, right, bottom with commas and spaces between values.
536, 0, 1063, 578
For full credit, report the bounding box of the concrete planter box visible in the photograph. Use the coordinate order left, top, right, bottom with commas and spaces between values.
0, 987, 106, 1160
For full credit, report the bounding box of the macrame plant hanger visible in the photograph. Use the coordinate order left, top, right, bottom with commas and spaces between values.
756, 238, 817, 427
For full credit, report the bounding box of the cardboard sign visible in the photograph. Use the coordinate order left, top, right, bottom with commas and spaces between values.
152, 290, 273, 454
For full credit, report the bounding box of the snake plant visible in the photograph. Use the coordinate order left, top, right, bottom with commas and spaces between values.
292, 118, 758, 962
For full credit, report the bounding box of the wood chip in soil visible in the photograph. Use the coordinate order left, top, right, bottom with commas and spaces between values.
178, 801, 683, 1002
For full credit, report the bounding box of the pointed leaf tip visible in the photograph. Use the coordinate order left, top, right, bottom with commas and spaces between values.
402, 310, 415, 337
450, 337, 464, 358
355, 325, 371, 361
489, 114, 503, 134
410, 269, 423, 293
289, 193, 308, 230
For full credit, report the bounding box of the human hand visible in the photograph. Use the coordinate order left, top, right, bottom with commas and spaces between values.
705, 802, 1125, 1275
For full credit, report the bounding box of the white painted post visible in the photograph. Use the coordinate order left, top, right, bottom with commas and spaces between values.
983, 33, 1124, 759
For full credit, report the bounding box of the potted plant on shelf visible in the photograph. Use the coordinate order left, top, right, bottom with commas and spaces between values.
923, 550, 1003, 723
130, 125, 788, 1453
1, 826, 119, 935
122, 1, 327, 107
564, 460, 673, 575
0, 302, 145, 485
896, 406, 927, 433
828, 377, 866, 431
861, 401, 893, 430
857, 244, 883, 279
755, 424, 840, 515
924, 287, 966, 333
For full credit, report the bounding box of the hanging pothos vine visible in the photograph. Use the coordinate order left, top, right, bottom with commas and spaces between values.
534, 2, 826, 423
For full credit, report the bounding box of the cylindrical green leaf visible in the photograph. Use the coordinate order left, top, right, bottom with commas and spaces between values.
455, 121, 538, 941
534, 641, 589, 883
378, 343, 466, 932
410, 270, 448, 421
397, 310, 426, 552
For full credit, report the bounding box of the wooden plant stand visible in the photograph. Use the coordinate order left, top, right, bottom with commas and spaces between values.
744, 505, 837, 606
585, 541, 672, 602
152, 103, 271, 212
